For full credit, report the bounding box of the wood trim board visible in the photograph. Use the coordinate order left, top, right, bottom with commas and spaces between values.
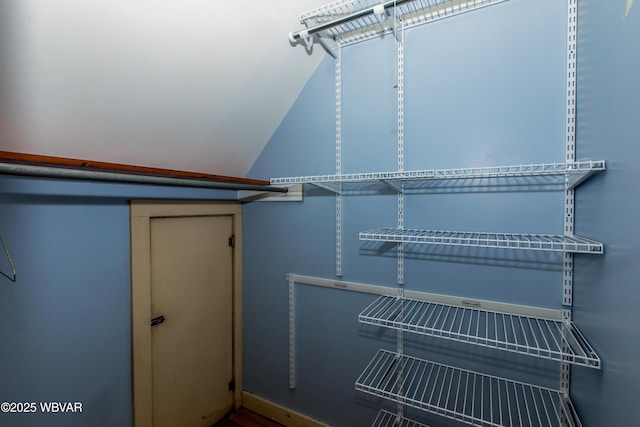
0, 150, 269, 186
241, 392, 331, 427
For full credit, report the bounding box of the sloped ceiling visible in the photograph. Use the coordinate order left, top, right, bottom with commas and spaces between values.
0, 0, 328, 178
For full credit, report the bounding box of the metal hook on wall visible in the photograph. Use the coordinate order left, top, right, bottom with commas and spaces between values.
0, 236, 16, 282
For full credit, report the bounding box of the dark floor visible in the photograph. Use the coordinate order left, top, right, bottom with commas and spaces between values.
214, 407, 285, 427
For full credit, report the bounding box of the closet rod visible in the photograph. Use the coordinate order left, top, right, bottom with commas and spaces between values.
0, 163, 288, 193
289, 0, 413, 41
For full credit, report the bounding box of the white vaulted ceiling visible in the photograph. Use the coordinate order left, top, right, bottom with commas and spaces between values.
0, 0, 328, 178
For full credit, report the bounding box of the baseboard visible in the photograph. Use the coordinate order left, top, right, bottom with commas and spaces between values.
241, 391, 331, 427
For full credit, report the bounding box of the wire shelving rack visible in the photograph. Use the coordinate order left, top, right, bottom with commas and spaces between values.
356, 349, 581, 427
360, 295, 600, 368
294, 0, 513, 47
270, 161, 605, 193
286, 0, 600, 425
359, 228, 604, 254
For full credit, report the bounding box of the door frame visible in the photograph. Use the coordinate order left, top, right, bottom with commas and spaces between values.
130, 201, 243, 427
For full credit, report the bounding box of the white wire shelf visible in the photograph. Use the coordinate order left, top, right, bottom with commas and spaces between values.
356, 350, 582, 427
269, 161, 605, 192
372, 409, 433, 427
360, 295, 600, 369
359, 228, 604, 254
295, 0, 512, 47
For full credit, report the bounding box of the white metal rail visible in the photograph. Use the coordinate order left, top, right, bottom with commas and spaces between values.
395, 22, 407, 423
288, 274, 296, 389
336, 46, 343, 277
561, 0, 579, 404
359, 295, 600, 368
359, 228, 604, 254
356, 350, 582, 427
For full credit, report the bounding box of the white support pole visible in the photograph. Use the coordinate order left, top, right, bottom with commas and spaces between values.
397, 24, 405, 286
288, 274, 296, 390
561, 1, 578, 423
336, 45, 343, 278
395, 17, 406, 424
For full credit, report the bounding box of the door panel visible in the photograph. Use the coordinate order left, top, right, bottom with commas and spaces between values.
150, 215, 233, 427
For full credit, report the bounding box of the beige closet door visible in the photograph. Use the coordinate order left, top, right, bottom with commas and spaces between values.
150, 215, 234, 427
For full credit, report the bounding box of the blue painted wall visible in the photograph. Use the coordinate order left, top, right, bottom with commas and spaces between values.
244, 0, 637, 426
570, 1, 640, 426
0, 176, 234, 427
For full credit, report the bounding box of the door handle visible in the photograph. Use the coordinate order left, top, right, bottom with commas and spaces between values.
151, 315, 166, 327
